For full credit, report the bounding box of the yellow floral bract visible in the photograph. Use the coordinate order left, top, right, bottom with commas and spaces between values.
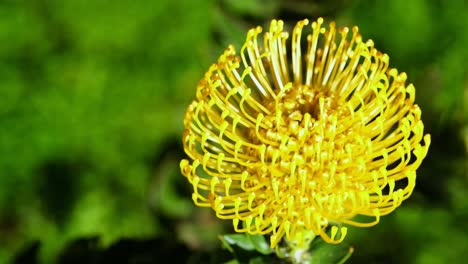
180, 18, 430, 248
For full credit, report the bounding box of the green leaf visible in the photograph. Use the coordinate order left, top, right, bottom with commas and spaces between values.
249, 256, 270, 264
274, 246, 288, 259
221, 233, 273, 256
309, 240, 354, 264
246, 234, 273, 255
221, 234, 256, 251
224, 259, 240, 264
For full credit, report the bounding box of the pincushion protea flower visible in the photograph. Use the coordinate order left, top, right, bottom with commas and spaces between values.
180, 18, 430, 249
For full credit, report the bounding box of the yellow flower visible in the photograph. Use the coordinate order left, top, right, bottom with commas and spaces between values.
180, 18, 430, 249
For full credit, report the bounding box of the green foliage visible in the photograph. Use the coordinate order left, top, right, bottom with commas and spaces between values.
221, 233, 272, 255
309, 240, 353, 264
0, 0, 213, 262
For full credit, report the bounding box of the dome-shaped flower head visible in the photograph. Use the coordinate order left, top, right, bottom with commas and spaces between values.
180, 18, 430, 248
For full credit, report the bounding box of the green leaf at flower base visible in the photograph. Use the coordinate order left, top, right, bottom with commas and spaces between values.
220, 234, 273, 256
220, 234, 256, 252
224, 256, 272, 264
308, 240, 354, 264
246, 234, 273, 255
248, 256, 271, 264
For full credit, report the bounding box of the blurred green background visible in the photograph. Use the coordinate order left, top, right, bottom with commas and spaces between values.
0, 0, 466, 263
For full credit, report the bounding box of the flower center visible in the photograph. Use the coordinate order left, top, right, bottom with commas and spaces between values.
244, 83, 345, 215
273, 84, 337, 121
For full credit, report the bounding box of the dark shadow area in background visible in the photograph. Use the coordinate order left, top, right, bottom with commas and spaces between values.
36, 158, 87, 226
13, 237, 194, 264
146, 136, 191, 236
146, 135, 192, 206
13, 241, 40, 264
416, 124, 466, 205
